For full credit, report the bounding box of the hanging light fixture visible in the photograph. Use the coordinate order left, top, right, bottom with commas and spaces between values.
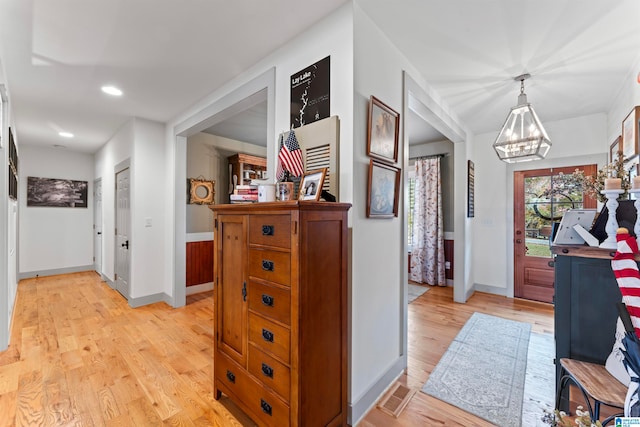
493, 74, 551, 163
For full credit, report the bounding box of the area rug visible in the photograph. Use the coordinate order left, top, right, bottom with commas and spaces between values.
522, 332, 555, 426
421, 312, 531, 427
408, 284, 429, 303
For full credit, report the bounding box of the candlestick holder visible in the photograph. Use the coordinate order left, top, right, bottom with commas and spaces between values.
599, 189, 625, 249
630, 189, 640, 246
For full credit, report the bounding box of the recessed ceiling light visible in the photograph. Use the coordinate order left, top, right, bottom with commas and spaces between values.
59, 131, 74, 138
101, 85, 123, 96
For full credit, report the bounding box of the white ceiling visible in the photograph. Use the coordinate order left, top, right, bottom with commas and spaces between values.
1, 0, 638, 153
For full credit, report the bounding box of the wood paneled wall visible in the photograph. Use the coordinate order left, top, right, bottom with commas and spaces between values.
186, 240, 213, 286
444, 239, 453, 280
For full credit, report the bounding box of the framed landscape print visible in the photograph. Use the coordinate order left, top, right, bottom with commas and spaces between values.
27, 177, 88, 207
367, 160, 400, 218
367, 96, 399, 164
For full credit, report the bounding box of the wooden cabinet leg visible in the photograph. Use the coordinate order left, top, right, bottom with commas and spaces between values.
214, 388, 222, 400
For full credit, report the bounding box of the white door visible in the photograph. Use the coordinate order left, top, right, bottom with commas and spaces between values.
93, 179, 103, 275
115, 168, 130, 299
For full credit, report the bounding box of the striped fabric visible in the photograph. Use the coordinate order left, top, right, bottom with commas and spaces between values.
277, 130, 304, 179
612, 229, 640, 338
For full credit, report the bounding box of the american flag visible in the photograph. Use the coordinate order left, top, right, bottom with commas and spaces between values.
277, 130, 304, 179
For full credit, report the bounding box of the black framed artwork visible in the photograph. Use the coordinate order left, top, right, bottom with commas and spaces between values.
27, 177, 88, 207
290, 56, 330, 129
467, 160, 475, 218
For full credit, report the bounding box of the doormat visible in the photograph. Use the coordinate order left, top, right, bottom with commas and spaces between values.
421, 312, 531, 427
408, 284, 429, 303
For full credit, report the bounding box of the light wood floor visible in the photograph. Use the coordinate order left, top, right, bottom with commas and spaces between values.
0, 272, 553, 426
360, 284, 554, 427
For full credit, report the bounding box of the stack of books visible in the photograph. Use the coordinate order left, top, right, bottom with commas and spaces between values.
230, 185, 258, 204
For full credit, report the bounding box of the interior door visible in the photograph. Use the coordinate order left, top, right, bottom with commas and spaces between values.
94, 179, 102, 275
514, 165, 596, 302
115, 168, 130, 299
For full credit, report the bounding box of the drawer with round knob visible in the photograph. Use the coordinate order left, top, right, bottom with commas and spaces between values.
248, 249, 291, 286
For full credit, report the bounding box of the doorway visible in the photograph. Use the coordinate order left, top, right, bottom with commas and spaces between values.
513, 165, 596, 302
93, 178, 103, 276
115, 167, 130, 299
172, 68, 276, 308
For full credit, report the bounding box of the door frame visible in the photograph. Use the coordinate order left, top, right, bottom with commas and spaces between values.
513, 165, 597, 301
505, 153, 606, 298
172, 68, 276, 308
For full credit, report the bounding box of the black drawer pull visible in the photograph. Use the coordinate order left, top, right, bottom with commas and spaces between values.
261, 294, 274, 307
261, 363, 274, 378
262, 260, 274, 271
260, 399, 272, 416
262, 225, 274, 236
262, 328, 274, 342
226, 370, 235, 383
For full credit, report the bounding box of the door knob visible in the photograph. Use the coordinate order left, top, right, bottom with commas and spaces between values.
516, 239, 523, 244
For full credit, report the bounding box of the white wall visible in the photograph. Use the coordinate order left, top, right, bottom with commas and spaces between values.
0, 79, 17, 351
130, 118, 166, 300
351, 5, 472, 422
608, 56, 640, 143
94, 118, 166, 302
471, 113, 608, 294
19, 145, 94, 275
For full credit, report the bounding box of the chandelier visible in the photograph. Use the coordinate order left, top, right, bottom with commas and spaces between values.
493, 74, 551, 163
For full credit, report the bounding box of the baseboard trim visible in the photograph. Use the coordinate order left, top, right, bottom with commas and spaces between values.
18, 265, 95, 280
186, 282, 213, 295
348, 356, 406, 425
465, 283, 475, 302
474, 283, 509, 297
128, 292, 173, 308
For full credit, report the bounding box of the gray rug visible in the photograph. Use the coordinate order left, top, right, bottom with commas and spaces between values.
521, 332, 555, 426
408, 284, 429, 303
422, 312, 531, 427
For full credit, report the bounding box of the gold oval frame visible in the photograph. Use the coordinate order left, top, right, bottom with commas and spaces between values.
188, 178, 215, 205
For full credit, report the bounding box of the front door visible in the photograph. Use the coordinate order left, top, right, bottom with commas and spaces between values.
115, 168, 130, 299
514, 165, 596, 302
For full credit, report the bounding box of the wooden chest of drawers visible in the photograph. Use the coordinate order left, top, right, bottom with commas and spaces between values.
211, 201, 350, 427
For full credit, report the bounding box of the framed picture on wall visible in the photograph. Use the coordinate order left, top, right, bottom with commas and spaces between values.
622, 106, 640, 160
367, 159, 400, 218
27, 177, 88, 207
367, 96, 399, 164
610, 135, 622, 163
467, 160, 475, 218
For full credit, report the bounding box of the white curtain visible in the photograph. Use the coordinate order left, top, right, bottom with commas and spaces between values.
410, 156, 446, 286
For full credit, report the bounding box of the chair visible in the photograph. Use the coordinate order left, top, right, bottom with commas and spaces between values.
555, 358, 627, 426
